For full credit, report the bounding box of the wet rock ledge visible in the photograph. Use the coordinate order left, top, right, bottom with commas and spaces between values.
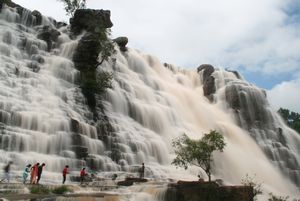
164, 181, 254, 201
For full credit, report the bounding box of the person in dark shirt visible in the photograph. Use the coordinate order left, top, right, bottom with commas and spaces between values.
139, 163, 145, 179
36, 163, 45, 184
0, 161, 13, 183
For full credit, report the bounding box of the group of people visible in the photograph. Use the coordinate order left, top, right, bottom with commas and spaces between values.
23, 163, 46, 184
1, 162, 146, 184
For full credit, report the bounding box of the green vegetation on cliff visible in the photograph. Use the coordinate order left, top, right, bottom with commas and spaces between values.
57, 0, 86, 16
70, 8, 115, 110
277, 108, 300, 134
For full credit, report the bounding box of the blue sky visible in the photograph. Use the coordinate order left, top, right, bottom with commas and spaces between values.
13, 0, 300, 113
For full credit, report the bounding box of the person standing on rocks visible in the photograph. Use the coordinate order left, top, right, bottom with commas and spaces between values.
36, 163, 45, 184
30, 163, 39, 184
139, 163, 145, 179
62, 165, 69, 184
80, 167, 86, 185
0, 161, 13, 183
23, 164, 31, 184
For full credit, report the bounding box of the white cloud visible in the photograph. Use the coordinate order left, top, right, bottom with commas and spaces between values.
13, 0, 300, 74
87, 0, 300, 75
268, 78, 300, 113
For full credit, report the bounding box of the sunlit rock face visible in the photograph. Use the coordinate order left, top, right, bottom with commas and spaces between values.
0, 2, 299, 198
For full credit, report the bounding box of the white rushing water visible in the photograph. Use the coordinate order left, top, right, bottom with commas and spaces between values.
0, 3, 300, 200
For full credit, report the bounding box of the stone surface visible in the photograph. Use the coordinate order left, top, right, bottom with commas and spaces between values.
197, 64, 216, 101
37, 26, 60, 51
70, 118, 80, 133
73, 33, 101, 71
0, 0, 20, 10
70, 9, 113, 35
113, 37, 128, 51
197, 64, 215, 81
31, 10, 42, 25
117, 177, 148, 186
71, 145, 89, 159
165, 181, 254, 201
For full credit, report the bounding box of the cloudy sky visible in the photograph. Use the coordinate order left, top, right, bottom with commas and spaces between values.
14, 0, 300, 113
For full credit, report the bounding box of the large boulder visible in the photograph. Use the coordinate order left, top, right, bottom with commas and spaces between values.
165, 181, 254, 201
0, 0, 20, 10
31, 10, 42, 26
203, 76, 216, 101
117, 177, 148, 186
113, 37, 128, 51
197, 64, 215, 81
197, 64, 216, 101
37, 26, 60, 51
70, 9, 113, 35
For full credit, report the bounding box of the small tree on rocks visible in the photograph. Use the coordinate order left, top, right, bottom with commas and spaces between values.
57, 0, 86, 16
172, 130, 226, 182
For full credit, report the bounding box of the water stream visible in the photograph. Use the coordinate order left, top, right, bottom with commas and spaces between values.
0, 3, 299, 200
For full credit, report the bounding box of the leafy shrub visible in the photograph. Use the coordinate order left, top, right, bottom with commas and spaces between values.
57, 0, 86, 16
30, 185, 50, 194
52, 185, 70, 194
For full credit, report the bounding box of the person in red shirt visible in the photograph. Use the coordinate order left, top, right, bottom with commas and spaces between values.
62, 165, 69, 184
80, 167, 86, 185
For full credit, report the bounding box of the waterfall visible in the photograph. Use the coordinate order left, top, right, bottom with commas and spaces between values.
99, 49, 300, 196
0, 2, 299, 199
0, 4, 87, 179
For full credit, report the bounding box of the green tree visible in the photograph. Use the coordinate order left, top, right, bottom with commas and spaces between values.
96, 29, 116, 66
172, 130, 226, 182
278, 108, 300, 134
57, 0, 86, 16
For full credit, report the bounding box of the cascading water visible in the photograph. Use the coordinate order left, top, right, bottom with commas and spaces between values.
0, 2, 300, 200
100, 49, 300, 196
0, 4, 102, 180
213, 69, 300, 187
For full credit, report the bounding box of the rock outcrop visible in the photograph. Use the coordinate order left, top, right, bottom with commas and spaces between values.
0, 0, 20, 10
37, 26, 60, 51
113, 37, 128, 51
165, 181, 254, 201
70, 8, 116, 164
197, 64, 216, 102
70, 9, 113, 35
71, 9, 114, 110
117, 177, 148, 186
